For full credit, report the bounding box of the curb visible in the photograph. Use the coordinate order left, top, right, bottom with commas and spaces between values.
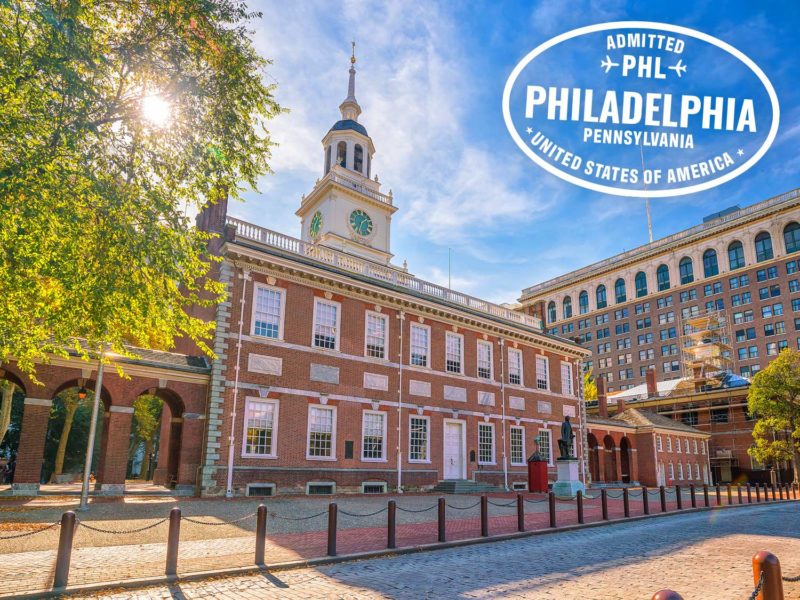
9, 498, 798, 599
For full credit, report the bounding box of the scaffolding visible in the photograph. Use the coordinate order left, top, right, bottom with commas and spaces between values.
680, 308, 733, 391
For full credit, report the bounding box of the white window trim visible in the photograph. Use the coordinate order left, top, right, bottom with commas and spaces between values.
684, 439, 690, 453
408, 415, 431, 463
666, 437, 672, 452
364, 310, 389, 360
476, 340, 494, 380
445, 331, 465, 375
306, 481, 336, 495
693, 439, 698, 454
560, 361, 574, 397
409, 322, 432, 369
535, 355, 550, 391
251, 283, 287, 340
538, 428, 554, 467
361, 409, 388, 462
361, 481, 388, 494
694, 463, 700, 479
306, 404, 337, 461
241, 397, 279, 459
685, 462, 692, 480
677, 462, 684, 480
656, 435, 663, 452
668, 462, 675, 481
508, 347, 524, 386
676, 437, 682, 453
510, 425, 526, 466
245, 482, 276, 497
311, 297, 342, 352
478, 422, 496, 465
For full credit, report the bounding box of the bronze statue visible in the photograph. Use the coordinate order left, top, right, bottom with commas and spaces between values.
557, 415, 575, 459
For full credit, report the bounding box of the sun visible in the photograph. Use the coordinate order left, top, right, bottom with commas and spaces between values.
141, 95, 172, 127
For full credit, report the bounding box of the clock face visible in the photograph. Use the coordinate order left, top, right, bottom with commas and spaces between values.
349, 209, 373, 237
310, 211, 323, 238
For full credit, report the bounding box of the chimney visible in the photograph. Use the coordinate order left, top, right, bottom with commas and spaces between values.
646, 368, 657, 398
616, 394, 626, 415
597, 376, 608, 418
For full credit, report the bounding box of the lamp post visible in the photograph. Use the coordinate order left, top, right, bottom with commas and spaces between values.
79, 350, 105, 511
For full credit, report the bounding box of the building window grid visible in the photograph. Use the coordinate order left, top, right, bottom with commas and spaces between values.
445, 332, 464, 374
536, 356, 549, 390
409, 416, 429, 462
365, 312, 388, 359
410, 324, 430, 367
307, 406, 335, 459
510, 426, 525, 466
244, 399, 278, 457
253, 286, 283, 339
478, 423, 495, 464
537, 429, 553, 465
508, 348, 523, 385
362, 411, 386, 461
477, 340, 493, 379
313, 299, 339, 350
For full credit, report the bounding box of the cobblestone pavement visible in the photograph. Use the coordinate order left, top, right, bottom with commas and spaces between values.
0, 487, 788, 597
67, 503, 800, 600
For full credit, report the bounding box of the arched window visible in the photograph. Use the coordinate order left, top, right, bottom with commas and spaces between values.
755, 232, 773, 262
728, 241, 745, 270
596, 285, 607, 309
354, 144, 364, 173
657, 264, 670, 291
563, 296, 572, 319
679, 257, 694, 285
367, 153, 371, 178
614, 278, 626, 304
547, 301, 557, 324
784, 222, 800, 254
579, 291, 589, 314
336, 141, 347, 168
324, 145, 332, 174
702, 249, 719, 277
635, 271, 648, 297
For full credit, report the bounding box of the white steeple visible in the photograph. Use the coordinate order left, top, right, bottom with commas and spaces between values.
339, 42, 362, 122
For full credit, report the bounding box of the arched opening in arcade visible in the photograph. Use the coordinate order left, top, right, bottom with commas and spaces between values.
603, 434, 617, 483
620, 436, 632, 484
0, 373, 27, 484
127, 388, 185, 488
587, 433, 600, 483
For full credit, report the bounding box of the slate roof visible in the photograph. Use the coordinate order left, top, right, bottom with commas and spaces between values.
613, 408, 706, 435
329, 119, 369, 137
65, 344, 210, 374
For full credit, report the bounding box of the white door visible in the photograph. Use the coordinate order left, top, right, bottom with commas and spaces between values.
443, 421, 465, 479
657, 463, 665, 487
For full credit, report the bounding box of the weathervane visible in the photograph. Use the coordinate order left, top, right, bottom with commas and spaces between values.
351, 41, 356, 65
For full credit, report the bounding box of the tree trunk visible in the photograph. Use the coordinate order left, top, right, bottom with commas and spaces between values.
141, 438, 153, 480
53, 403, 78, 478
791, 416, 800, 485
0, 383, 13, 446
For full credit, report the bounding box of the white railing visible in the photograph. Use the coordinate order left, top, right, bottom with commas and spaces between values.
301, 168, 393, 207
521, 188, 800, 298
226, 216, 542, 331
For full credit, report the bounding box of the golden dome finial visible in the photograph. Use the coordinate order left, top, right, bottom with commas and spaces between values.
351, 41, 356, 65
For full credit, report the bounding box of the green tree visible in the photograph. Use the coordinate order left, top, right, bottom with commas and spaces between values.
129, 394, 163, 479
0, 381, 14, 445
51, 388, 92, 479
583, 371, 597, 402
747, 349, 800, 483
0, 1, 281, 378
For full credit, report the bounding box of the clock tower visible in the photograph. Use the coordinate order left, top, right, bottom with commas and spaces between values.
296, 44, 398, 266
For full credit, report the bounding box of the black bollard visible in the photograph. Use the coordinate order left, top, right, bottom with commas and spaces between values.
327, 503, 337, 556
387, 500, 396, 549
255, 504, 267, 565
166, 507, 181, 576
54, 511, 77, 588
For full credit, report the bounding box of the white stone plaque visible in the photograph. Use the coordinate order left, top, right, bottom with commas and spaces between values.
563, 404, 576, 418
537, 400, 552, 415
444, 385, 467, 402
310, 364, 339, 384
477, 391, 495, 406
509, 396, 525, 410
364, 372, 388, 391
409, 380, 431, 397
248, 353, 283, 376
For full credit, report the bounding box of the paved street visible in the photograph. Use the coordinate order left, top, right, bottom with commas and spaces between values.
64, 503, 800, 600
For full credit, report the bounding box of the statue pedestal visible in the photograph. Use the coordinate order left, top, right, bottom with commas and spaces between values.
552, 458, 585, 499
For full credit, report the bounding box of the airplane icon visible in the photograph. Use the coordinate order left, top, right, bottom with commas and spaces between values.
600, 55, 619, 73
668, 59, 687, 77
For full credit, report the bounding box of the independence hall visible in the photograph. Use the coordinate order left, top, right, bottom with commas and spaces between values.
517, 188, 800, 484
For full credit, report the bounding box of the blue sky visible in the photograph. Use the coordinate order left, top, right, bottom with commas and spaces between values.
238, 0, 800, 305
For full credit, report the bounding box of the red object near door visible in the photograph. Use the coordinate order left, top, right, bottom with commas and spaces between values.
528, 454, 548, 493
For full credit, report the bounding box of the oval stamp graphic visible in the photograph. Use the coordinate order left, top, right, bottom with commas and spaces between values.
502, 21, 780, 197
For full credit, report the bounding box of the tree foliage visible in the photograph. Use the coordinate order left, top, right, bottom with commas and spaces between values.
583, 371, 597, 401
0, 1, 281, 376
747, 349, 800, 482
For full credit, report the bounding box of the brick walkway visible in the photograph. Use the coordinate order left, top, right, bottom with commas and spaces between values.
63, 502, 800, 600
0, 487, 788, 597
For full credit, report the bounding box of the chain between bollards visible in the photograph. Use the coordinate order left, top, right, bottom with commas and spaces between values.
165, 507, 181, 576
517, 493, 525, 532
548, 491, 556, 528
254, 505, 267, 566
642, 486, 650, 515
481, 495, 489, 537
601, 489, 608, 521
437, 497, 446, 543
53, 511, 76, 589
387, 500, 396, 549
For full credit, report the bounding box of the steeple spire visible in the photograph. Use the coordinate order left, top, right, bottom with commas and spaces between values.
340, 41, 362, 121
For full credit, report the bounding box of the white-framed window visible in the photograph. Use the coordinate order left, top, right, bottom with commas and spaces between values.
410, 323, 430, 367
252, 284, 285, 339
560, 362, 574, 396
684, 439, 690, 453
693, 439, 698, 454
409, 415, 430, 462
685, 462, 692, 480
677, 462, 684, 480
656, 435, 663, 452
477, 340, 493, 379
537, 428, 553, 466
478, 422, 495, 464
307, 405, 336, 459
508, 348, 523, 386
242, 398, 279, 458
694, 462, 700, 479
312, 298, 340, 350
666, 436, 673, 452
535, 355, 549, 390
676, 437, 682, 453
510, 425, 525, 466
668, 462, 675, 480
701, 441, 706, 455
365, 312, 388, 359
361, 410, 387, 461
445, 332, 464, 374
